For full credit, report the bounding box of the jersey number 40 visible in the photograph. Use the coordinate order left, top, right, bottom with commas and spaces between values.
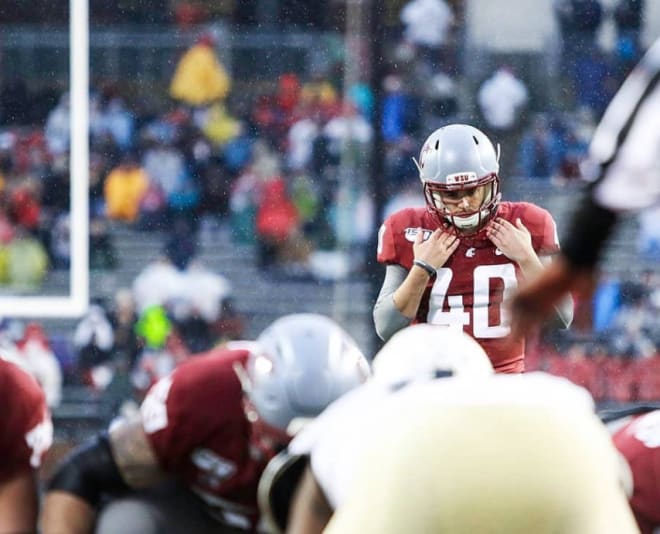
428, 264, 517, 339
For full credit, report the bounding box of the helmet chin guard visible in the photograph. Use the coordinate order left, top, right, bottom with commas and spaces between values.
413, 124, 501, 232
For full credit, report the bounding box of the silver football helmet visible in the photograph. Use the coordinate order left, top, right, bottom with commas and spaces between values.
240, 314, 370, 434
413, 124, 501, 231
372, 324, 493, 387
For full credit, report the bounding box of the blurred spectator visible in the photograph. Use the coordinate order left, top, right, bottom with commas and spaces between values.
323, 102, 373, 158
382, 180, 426, 220
0, 78, 31, 125
137, 181, 168, 231
163, 217, 198, 271
220, 123, 253, 175
477, 66, 529, 134
199, 102, 241, 147
255, 177, 303, 270
48, 213, 70, 270
347, 81, 375, 121
95, 97, 135, 152
103, 152, 149, 223
253, 73, 304, 150
197, 157, 233, 230
211, 297, 246, 342
72, 304, 115, 390
134, 304, 172, 352
573, 47, 615, 117
44, 92, 70, 157
592, 274, 622, 333
108, 288, 140, 370
89, 218, 117, 270
287, 111, 322, 172
638, 204, 660, 261
169, 33, 231, 107
228, 141, 279, 245
382, 136, 417, 197
6, 228, 49, 289
554, 0, 604, 98
613, 0, 644, 78
9, 181, 41, 232
381, 75, 420, 144
400, 0, 454, 73
516, 115, 563, 179
131, 327, 187, 398
551, 110, 592, 184
132, 256, 182, 313
609, 298, 656, 359
182, 259, 233, 325
422, 71, 459, 131
16, 322, 62, 408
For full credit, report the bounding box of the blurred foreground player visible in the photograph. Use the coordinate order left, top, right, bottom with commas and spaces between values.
603, 407, 660, 534
374, 124, 573, 373
259, 324, 493, 534
0, 357, 53, 534
325, 372, 639, 534
41, 314, 369, 534
512, 36, 660, 335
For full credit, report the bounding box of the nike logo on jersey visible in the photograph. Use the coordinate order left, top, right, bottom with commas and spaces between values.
495, 248, 504, 255
404, 228, 433, 242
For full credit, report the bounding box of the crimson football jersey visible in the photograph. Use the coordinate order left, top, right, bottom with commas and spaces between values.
0, 358, 52, 481
612, 411, 660, 534
141, 347, 273, 530
377, 202, 559, 372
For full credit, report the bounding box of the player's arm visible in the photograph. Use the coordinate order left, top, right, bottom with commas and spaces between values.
0, 469, 40, 534
374, 229, 459, 341
373, 264, 417, 341
41, 415, 167, 534
286, 465, 334, 534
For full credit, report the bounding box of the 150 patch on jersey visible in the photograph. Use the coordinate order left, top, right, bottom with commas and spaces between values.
404, 228, 432, 242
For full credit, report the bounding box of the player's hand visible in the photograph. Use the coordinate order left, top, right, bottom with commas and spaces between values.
486, 218, 534, 264
413, 228, 459, 269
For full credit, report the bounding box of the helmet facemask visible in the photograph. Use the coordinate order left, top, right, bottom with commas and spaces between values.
422, 173, 501, 233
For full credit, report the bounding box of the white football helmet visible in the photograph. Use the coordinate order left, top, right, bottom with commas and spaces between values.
240, 314, 370, 434
372, 324, 493, 387
413, 124, 501, 231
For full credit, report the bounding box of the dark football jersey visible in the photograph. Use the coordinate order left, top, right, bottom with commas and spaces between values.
0, 358, 52, 480
141, 348, 273, 530
377, 202, 560, 372
613, 411, 660, 534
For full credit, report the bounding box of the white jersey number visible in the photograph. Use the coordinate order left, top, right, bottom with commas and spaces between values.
428, 264, 517, 338
141, 375, 173, 434
632, 411, 660, 448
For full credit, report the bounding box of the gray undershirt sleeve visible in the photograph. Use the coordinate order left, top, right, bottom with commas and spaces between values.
373, 264, 413, 342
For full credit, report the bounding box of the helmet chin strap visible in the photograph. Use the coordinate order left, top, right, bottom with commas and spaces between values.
447, 208, 489, 230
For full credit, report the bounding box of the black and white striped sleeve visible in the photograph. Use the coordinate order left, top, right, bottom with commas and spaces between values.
562, 37, 660, 268
587, 37, 660, 212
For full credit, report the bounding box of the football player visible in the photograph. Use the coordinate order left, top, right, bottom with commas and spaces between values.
324, 372, 638, 534
257, 324, 494, 534
512, 36, 660, 335
374, 123, 573, 372
602, 407, 660, 534
41, 314, 370, 534
0, 357, 53, 534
